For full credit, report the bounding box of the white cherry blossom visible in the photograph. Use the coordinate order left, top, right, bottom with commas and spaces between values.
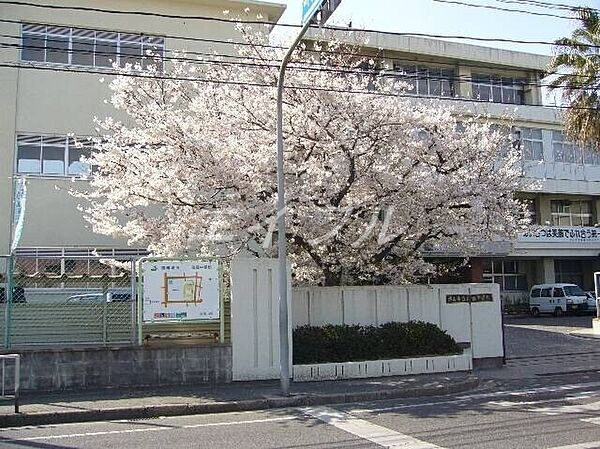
78, 27, 528, 285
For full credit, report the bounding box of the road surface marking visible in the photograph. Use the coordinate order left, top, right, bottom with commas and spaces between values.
349, 382, 600, 414
582, 417, 600, 426
487, 393, 596, 408
547, 442, 600, 449
0, 416, 297, 441
531, 400, 600, 416
303, 406, 444, 449
514, 411, 600, 448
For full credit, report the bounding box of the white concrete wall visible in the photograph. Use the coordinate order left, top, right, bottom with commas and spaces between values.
292, 283, 503, 361
231, 259, 502, 381
230, 258, 291, 381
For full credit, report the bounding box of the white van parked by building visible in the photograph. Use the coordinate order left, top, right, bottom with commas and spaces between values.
529, 284, 589, 317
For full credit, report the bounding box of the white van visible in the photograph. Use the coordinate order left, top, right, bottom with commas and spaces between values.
529, 283, 589, 317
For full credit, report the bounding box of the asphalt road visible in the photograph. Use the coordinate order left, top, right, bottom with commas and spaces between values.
4, 378, 600, 449
3, 315, 600, 449
504, 315, 599, 358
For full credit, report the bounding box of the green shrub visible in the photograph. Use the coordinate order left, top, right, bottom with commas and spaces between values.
293, 321, 462, 364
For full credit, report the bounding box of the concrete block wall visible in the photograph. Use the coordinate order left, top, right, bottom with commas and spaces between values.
0, 345, 231, 392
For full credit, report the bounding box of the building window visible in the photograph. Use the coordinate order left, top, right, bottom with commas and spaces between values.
16, 135, 92, 177
472, 74, 525, 105
394, 64, 455, 97
21, 24, 164, 69
482, 259, 528, 291
514, 127, 543, 161
555, 260, 584, 287
550, 200, 592, 226
552, 131, 600, 165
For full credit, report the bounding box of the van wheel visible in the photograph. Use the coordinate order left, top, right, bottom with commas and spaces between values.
554, 307, 564, 317
531, 307, 540, 317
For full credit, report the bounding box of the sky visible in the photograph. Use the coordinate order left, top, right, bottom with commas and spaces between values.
272, 0, 600, 56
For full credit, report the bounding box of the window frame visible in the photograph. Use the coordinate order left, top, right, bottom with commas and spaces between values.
21, 26, 47, 62
394, 63, 455, 98
515, 127, 544, 161
21, 23, 165, 70
482, 259, 528, 292
15, 134, 93, 178
552, 130, 600, 165
471, 73, 526, 105
550, 199, 593, 227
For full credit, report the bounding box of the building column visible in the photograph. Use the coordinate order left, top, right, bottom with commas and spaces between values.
525, 73, 542, 106
542, 257, 555, 284
456, 64, 472, 99
537, 193, 551, 225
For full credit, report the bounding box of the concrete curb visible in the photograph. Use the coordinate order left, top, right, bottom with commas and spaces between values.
0, 376, 479, 428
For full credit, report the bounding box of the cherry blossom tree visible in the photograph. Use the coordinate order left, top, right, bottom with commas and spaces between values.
79, 24, 529, 285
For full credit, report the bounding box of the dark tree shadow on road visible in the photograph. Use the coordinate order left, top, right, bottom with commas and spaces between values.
0, 437, 79, 449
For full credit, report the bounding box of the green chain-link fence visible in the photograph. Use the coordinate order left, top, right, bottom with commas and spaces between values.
0, 255, 138, 349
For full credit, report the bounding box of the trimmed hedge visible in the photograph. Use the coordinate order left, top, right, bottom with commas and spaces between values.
293, 321, 462, 364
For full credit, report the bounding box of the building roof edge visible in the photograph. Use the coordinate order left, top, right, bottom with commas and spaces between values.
308, 29, 552, 73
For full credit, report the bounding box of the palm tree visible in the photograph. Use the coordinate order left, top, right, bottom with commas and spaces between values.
548, 7, 600, 148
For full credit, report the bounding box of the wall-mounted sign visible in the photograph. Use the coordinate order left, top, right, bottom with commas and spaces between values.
141, 259, 220, 322
446, 293, 493, 304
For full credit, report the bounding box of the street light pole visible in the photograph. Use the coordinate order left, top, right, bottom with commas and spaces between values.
276, 0, 343, 397
276, 18, 314, 397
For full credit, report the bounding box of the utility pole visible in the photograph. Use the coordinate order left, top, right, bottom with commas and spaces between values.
276, 0, 342, 396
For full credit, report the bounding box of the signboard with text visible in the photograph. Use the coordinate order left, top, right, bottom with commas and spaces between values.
302, 0, 322, 24
302, 0, 342, 25
141, 259, 220, 322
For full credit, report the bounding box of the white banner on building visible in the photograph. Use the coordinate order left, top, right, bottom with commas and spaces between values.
141, 259, 220, 322
520, 226, 600, 243
11, 177, 27, 253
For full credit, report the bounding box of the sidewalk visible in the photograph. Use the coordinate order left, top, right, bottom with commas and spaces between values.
0, 372, 478, 428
